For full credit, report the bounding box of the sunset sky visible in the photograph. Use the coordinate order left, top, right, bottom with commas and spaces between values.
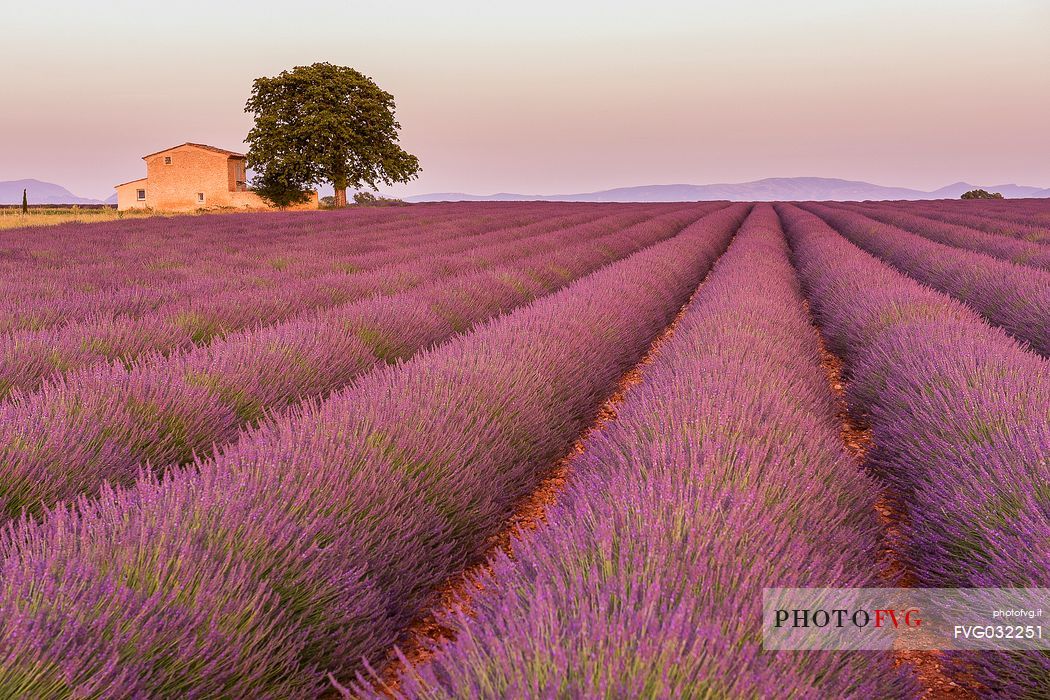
3, 0, 1048, 200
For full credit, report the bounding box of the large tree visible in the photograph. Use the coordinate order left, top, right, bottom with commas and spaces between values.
245, 63, 420, 207
960, 189, 1004, 200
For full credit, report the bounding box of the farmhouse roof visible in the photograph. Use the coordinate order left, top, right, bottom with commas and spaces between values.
141, 143, 247, 160
113, 177, 148, 187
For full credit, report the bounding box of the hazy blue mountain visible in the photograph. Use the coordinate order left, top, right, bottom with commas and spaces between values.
4, 176, 1048, 206
979, 184, 1050, 198
0, 179, 105, 205
405, 177, 1050, 203
927, 182, 976, 199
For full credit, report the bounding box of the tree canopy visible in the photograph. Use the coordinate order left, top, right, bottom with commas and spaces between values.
960, 189, 1004, 200
245, 63, 420, 207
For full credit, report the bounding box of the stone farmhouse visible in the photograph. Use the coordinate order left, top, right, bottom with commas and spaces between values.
114, 143, 317, 211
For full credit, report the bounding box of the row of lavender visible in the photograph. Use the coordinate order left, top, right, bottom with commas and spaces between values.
831, 201, 1050, 269
1, 207, 567, 373
1, 205, 537, 322
780, 204, 1049, 697
0, 204, 730, 520
0, 202, 551, 287
381, 205, 912, 698
6, 204, 678, 337
1, 204, 613, 336
0, 205, 747, 696
800, 202, 1050, 356
885, 199, 1050, 243
0, 205, 691, 397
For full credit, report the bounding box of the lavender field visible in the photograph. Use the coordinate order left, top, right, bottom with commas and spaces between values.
0, 200, 1047, 698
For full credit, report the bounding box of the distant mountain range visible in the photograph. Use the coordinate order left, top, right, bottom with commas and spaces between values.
405, 177, 1050, 203
0, 179, 116, 205
3, 176, 1049, 206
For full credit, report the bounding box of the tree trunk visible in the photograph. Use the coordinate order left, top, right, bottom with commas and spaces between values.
334, 187, 348, 208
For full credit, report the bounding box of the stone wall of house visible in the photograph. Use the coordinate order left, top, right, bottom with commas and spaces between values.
115, 144, 319, 212
144, 145, 233, 210
115, 179, 148, 210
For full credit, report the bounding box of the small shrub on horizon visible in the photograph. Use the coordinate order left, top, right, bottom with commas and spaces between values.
353, 191, 409, 207
961, 189, 1004, 200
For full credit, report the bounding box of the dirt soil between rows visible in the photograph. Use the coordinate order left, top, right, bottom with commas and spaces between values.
807, 301, 976, 700
360, 283, 703, 698
359, 284, 978, 699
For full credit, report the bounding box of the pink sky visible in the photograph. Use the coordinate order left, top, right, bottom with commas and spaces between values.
2, 1, 1048, 200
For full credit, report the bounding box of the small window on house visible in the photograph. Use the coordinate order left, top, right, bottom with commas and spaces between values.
164, 156, 172, 165
136, 189, 146, 201
197, 192, 205, 202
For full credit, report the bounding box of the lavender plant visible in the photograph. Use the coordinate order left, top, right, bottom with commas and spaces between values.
899, 200, 1050, 244
802, 202, 1050, 356
0, 205, 730, 519
0, 205, 661, 395
0, 204, 747, 696
833, 201, 1050, 269
383, 204, 912, 699
779, 203, 1050, 698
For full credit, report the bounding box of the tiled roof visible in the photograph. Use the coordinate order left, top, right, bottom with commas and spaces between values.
113, 177, 148, 187
141, 142, 247, 159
